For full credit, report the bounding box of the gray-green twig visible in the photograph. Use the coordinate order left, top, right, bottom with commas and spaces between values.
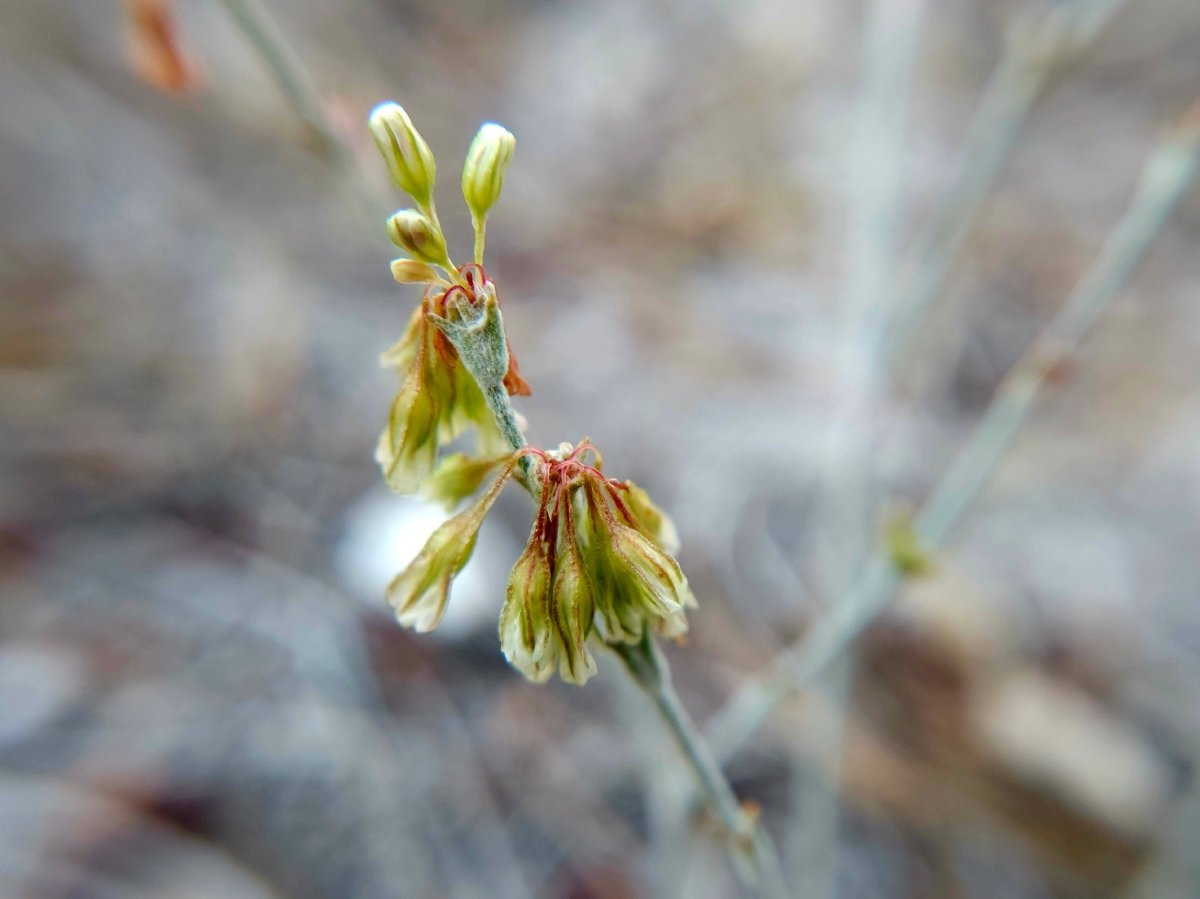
482, 373, 785, 894
880, 0, 1128, 378
705, 103, 1200, 764
216, 0, 387, 223
611, 634, 789, 898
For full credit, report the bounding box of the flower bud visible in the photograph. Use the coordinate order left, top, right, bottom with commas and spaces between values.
386, 209, 451, 268
548, 509, 598, 684
580, 476, 691, 644
461, 123, 515, 222
379, 305, 425, 372
621, 481, 680, 554
610, 524, 688, 619
376, 363, 439, 494
390, 259, 444, 285
369, 102, 437, 207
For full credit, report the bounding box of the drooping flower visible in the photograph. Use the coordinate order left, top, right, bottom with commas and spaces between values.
498, 442, 694, 684
370, 100, 530, 494
387, 453, 520, 631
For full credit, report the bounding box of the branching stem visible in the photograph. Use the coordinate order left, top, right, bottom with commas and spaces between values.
706, 104, 1200, 763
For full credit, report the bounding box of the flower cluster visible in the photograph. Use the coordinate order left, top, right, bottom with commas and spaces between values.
375, 264, 529, 493
370, 102, 696, 684
368, 102, 528, 494
501, 442, 696, 684
386, 442, 695, 684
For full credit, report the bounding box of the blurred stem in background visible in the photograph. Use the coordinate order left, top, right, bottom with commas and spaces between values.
794, 0, 927, 893
785, 5, 1126, 889
217, 2, 788, 892
705, 99, 1200, 763
879, 0, 1128, 381
216, 0, 386, 224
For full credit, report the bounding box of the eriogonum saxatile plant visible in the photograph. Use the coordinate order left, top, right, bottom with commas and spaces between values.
370, 101, 694, 683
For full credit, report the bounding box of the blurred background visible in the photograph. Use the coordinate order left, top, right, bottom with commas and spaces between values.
3, 1, 1200, 897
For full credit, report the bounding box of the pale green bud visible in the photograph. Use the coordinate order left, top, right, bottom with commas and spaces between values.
369, 102, 437, 207
580, 476, 691, 644
386, 209, 451, 269
548, 516, 598, 684
461, 123, 515, 221
390, 259, 445, 285
376, 362, 439, 494
378, 305, 426, 372
621, 481, 681, 554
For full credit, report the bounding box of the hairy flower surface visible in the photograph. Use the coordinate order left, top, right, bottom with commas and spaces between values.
375, 266, 528, 493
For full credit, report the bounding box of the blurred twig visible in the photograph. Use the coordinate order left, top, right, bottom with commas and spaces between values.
215, 0, 386, 223
793, 0, 928, 892
705, 101, 1200, 763
611, 634, 789, 898
880, 0, 1127, 379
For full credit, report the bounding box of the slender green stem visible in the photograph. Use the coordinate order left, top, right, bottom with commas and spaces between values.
472, 214, 487, 267
611, 634, 789, 898
482, 383, 536, 490
705, 106, 1200, 763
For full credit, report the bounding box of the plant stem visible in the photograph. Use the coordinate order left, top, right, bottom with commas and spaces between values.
611, 633, 789, 898
880, 0, 1128, 378
481, 372, 786, 891
482, 383, 536, 489
472, 214, 487, 267
796, 0, 928, 891
216, 0, 387, 224
705, 103, 1200, 763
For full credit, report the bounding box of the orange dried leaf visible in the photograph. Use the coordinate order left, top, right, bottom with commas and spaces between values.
123, 0, 201, 95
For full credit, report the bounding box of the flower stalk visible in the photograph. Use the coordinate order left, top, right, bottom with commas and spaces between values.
365, 99, 785, 891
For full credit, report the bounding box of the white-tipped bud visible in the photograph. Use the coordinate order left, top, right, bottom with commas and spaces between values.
386, 209, 450, 268
369, 102, 437, 207
461, 123, 516, 221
